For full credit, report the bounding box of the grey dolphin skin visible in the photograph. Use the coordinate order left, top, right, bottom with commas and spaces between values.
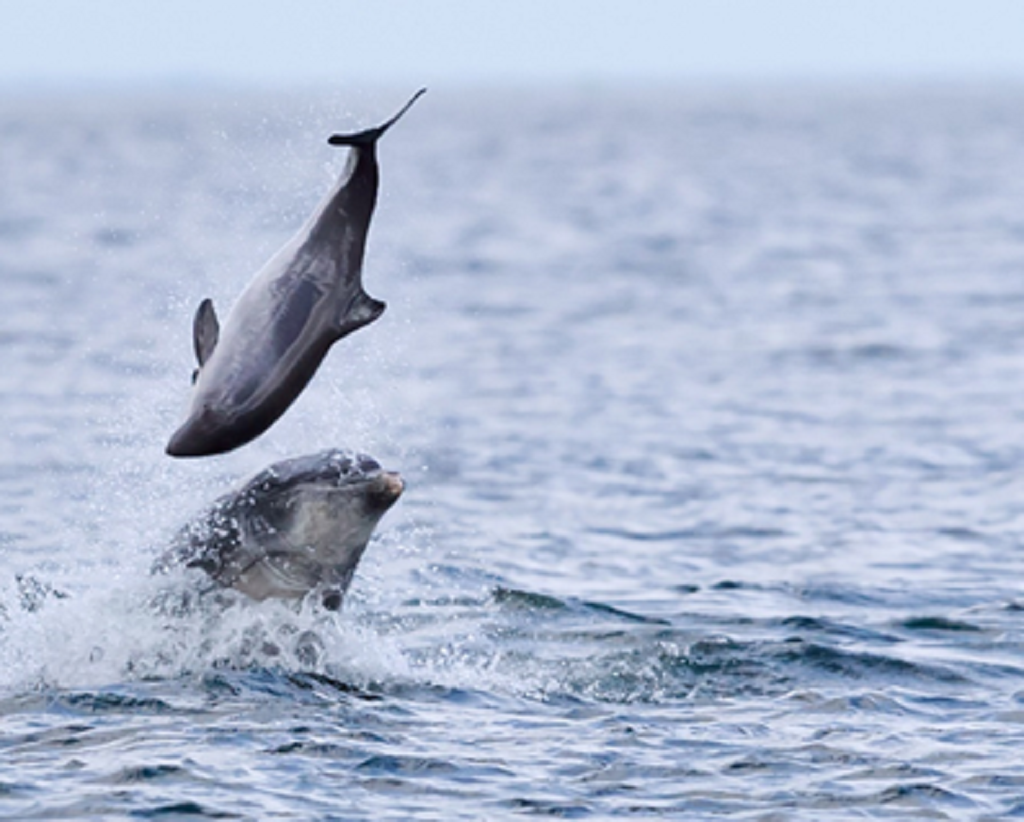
157, 449, 404, 610
166, 89, 426, 457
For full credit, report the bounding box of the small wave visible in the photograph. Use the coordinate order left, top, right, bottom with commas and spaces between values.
769, 639, 968, 685
355, 754, 459, 776
588, 525, 790, 543
874, 782, 978, 811
491, 587, 670, 625
131, 801, 238, 820
106, 764, 189, 784
56, 690, 178, 714
900, 615, 984, 633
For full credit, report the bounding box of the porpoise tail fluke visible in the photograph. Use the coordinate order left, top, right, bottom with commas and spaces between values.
327, 88, 427, 147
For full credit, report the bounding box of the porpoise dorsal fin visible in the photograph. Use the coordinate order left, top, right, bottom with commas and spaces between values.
193, 298, 220, 367
336, 291, 386, 339
327, 88, 426, 148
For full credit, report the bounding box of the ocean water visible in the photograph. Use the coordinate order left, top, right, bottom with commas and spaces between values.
3, 83, 1024, 819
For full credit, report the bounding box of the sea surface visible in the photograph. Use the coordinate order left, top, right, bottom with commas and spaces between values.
3, 83, 1024, 819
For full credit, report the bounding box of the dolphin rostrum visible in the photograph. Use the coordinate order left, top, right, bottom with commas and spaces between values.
166, 89, 426, 457
156, 449, 404, 610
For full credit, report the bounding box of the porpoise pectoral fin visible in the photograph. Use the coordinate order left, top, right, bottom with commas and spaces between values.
192, 298, 220, 367
320, 588, 343, 611
319, 560, 361, 611
335, 291, 386, 339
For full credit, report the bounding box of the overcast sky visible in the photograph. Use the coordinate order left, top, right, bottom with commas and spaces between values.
2, 0, 1024, 88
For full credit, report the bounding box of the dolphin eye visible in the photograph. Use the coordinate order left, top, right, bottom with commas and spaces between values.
358, 456, 380, 473
190, 368, 200, 385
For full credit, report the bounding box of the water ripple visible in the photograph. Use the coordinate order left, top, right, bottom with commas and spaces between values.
4, 85, 1024, 819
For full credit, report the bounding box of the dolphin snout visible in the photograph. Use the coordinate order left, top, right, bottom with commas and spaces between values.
166, 412, 226, 458
166, 424, 207, 457
367, 471, 404, 510
382, 471, 404, 497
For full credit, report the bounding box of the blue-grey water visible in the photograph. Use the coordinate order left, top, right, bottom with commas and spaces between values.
3, 84, 1024, 819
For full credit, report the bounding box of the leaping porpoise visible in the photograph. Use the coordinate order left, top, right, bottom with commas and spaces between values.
166, 89, 426, 457
156, 449, 404, 610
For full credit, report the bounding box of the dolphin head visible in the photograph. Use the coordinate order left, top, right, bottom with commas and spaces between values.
235, 449, 404, 545
166, 449, 404, 609
230, 449, 404, 605
250, 449, 404, 514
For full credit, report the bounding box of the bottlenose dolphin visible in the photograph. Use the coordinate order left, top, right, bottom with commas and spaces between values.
157, 449, 404, 610
166, 89, 426, 457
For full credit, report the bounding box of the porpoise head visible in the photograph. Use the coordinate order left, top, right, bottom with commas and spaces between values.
165, 449, 404, 609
